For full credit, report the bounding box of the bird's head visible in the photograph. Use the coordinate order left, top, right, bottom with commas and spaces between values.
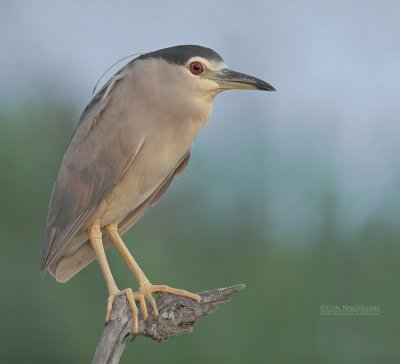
134, 45, 275, 103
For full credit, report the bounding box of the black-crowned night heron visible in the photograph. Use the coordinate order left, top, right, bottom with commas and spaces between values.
41, 45, 275, 333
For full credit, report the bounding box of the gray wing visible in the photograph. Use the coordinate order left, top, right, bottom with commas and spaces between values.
41, 69, 144, 272
51, 150, 191, 283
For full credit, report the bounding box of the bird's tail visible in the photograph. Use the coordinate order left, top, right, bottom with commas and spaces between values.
49, 240, 110, 283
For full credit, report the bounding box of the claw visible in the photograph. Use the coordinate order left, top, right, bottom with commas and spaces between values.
105, 288, 147, 334
104, 284, 200, 333
151, 285, 201, 302
138, 283, 201, 318
145, 292, 159, 317
138, 294, 148, 321
124, 289, 139, 333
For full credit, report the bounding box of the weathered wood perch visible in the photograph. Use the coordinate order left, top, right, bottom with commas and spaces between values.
92, 284, 245, 364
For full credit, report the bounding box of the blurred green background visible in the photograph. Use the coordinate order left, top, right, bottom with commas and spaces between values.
1, 1, 400, 363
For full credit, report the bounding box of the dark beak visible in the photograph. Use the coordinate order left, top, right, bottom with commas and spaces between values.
210, 68, 276, 91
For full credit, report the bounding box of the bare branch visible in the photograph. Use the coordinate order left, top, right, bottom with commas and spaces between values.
92, 284, 245, 364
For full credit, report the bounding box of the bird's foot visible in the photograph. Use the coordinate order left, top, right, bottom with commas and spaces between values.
138, 280, 201, 318
105, 288, 148, 334
105, 284, 201, 334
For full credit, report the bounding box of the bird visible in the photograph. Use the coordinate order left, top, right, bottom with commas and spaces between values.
41, 45, 275, 333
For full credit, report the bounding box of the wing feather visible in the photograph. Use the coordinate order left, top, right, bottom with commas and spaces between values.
51, 150, 191, 282
41, 68, 145, 273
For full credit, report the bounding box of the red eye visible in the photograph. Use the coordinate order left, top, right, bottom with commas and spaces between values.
189, 62, 204, 75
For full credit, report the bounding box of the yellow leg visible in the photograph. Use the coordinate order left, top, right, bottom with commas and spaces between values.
105, 222, 201, 317
88, 221, 148, 333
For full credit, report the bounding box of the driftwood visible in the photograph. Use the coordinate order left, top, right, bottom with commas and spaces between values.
92, 284, 245, 364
